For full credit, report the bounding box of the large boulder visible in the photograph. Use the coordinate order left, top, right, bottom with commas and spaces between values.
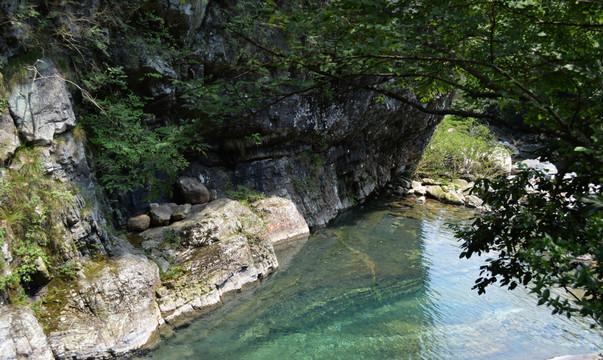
177, 176, 210, 204
251, 196, 310, 243
7, 58, 76, 145
46, 249, 162, 359
139, 198, 282, 322
0, 306, 54, 360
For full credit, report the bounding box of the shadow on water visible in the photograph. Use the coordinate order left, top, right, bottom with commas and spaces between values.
141, 199, 602, 360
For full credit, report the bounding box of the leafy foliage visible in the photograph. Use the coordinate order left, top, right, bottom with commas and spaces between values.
80, 66, 192, 197
223, 0, 603, 325
0, 148, 76, 291
417, 116, 510, 178
456, 170, 602, 326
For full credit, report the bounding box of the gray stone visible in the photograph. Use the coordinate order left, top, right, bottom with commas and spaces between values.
465, 194, 484, 208
7, 58, 76, 145
488, 146, 512, 174
128, 214, 151, 232
0, 306, 54, 360
514, 158, 558, 179
139, 199, 279, 323
425, 185, 465, 205
398, 177, 413, 189
251, 196, 310, 244
411, 181, 427, 196
209, 189, 218, 201
460, 173, 477, 182
416, 196, 426, 204
48, 252, 162, 359
149, 203, 174, 226
0, 110, 20, 165
177, 176, 210, 204
171, 203, 192, 221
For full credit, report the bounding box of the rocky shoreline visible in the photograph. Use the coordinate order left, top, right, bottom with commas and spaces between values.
1, 195, 310, 359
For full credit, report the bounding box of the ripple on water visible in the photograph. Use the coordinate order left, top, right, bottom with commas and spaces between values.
141, 199, 602, 360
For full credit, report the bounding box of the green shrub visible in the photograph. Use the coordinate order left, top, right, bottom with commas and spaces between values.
0, 147, 77, 290
417, 116, 509, 179
81, 67, 193, 197
226, 186, 266, 206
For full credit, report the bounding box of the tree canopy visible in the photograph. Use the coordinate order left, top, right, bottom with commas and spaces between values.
215, 0, 602, 325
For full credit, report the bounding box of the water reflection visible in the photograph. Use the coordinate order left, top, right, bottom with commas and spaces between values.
142, 199, 601, 360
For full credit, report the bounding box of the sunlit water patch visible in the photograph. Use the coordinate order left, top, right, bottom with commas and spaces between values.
140, 199, 601, 360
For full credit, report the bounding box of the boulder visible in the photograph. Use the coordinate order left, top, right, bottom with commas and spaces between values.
177, 176, 210, 204
251, 196, 310, 244
411, 180, 427, 196
139, 199, 279, 322
464, 194, 484, 208
171, 203, 192, 221
149, 203, 174, 226
514, 158, 558, 179
0, 306, 53, 360
425, 185, 465, 205
128, 214, 151, 232
7, 58, 76, 145
488, 146, 513, 174
47, 251, 162, 359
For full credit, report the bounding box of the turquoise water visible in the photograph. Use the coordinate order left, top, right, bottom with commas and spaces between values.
142, 199, 602, 360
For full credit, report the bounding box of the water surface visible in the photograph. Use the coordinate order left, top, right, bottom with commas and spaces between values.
143, 199, 602, 359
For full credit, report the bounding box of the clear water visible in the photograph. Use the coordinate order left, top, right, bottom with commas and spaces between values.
141, 199, 602, 360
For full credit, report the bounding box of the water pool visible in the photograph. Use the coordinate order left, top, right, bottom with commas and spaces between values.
141, 199, 601, 360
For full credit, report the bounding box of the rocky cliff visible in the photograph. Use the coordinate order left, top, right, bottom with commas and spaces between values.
0, 0, 446, 358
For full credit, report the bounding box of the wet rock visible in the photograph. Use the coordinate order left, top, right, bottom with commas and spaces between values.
177, 176, 210, 204
171, 203, 192, 221
7, 58, 76, 145
149, 203, 174, 226
47, 251, 162, 359
251, 196, 310, 244
416, 196, 426, 204
128, 214, 151, 232
0, 306, 53, 359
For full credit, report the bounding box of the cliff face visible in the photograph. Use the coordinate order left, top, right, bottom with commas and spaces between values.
0, 0, 446, 358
